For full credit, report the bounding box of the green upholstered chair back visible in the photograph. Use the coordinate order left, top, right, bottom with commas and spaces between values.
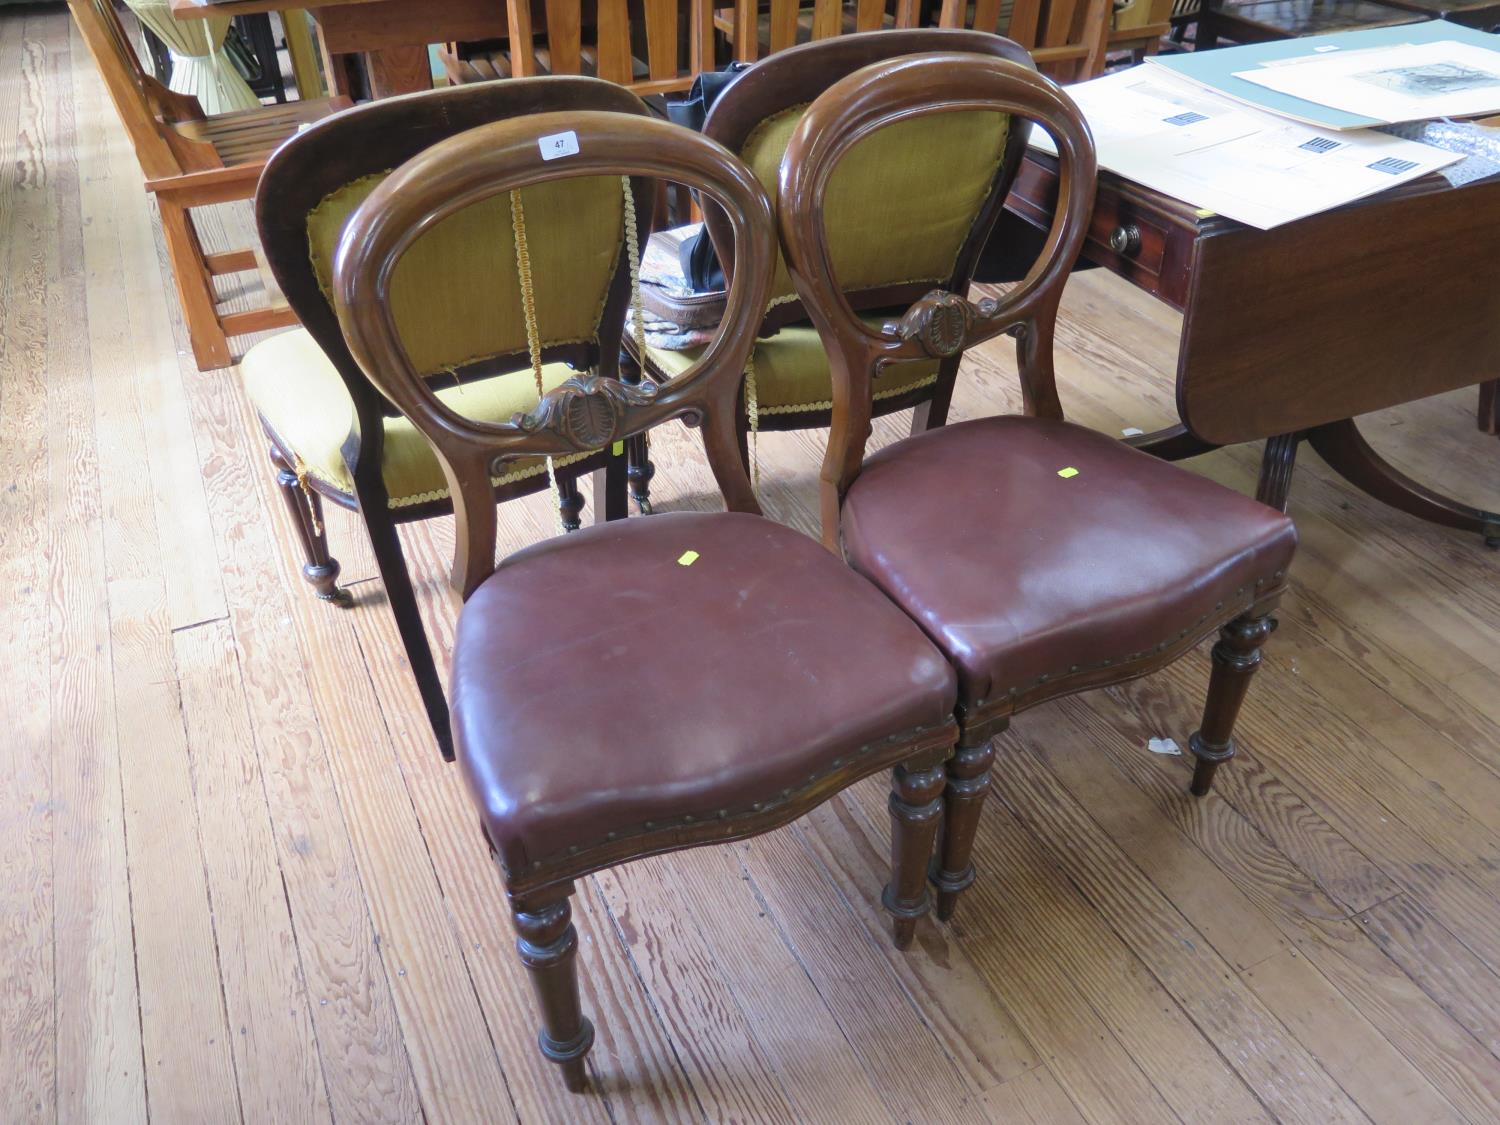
703, 29, 1036, 325
256, 78, 655, 496
304, 172, 629, 379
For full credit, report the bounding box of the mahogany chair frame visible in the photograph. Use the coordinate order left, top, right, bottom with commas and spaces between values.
626, 29, 1037, 500
779, 52, 1288, 917
332, 109, 960, 1089
66, 0, 351, 370
255, 78, 658, 760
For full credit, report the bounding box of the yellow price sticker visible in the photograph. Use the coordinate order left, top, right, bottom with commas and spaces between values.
677, 550, 700, 566
611, 440, 625, 456
1057, 466, 1079, 479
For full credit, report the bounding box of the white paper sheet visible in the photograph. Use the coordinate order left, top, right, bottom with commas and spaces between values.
1234, 40, 1500, 125
1030, 69, 1462, 228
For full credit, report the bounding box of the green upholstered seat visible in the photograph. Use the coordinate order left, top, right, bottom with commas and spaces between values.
242, 328, 586, 508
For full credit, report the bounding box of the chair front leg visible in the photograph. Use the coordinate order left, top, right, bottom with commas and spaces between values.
930, 725, 1001, 922
270, 448, 350, 606
1188, 611, 1276, 796
511, 883, 595, 1092
883, 748, 947, 950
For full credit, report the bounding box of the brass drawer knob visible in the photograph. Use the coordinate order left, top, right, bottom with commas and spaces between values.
1108, 224, 1142, 257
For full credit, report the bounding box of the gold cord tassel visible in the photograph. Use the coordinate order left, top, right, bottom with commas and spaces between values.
744, 354, 760, 493
291, 455, 324, 536
620, 175, 652, 512
508, 187, 566, 535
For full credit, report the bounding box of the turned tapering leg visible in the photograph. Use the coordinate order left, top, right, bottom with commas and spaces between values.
883, 750, 947, 950
271, 448, 351, 606
511, 885, 594, 1092
619, 350, 655, 514
1189, 612, 1276, 796
557, 473, 584, 532
929, 725, 1001, 922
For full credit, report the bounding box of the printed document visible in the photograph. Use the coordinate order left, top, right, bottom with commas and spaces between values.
1029, 68, 1461, 228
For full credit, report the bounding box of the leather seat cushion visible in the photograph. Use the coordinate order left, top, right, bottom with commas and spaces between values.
452, 511, 958, 874
241, 327, 587, 508
647, 318, 939, 414
841, 417, 1298, 714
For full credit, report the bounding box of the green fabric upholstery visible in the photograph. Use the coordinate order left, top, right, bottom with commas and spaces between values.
739, 107, 1010, 303
647, 319, 940, 414
243, 327, 585, 508
305, 173, 627, 375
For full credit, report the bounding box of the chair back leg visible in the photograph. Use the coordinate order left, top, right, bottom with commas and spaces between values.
365, 509, 456, 760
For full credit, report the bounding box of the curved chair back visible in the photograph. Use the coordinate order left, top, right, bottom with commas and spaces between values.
703, 28, 1036, 333
256, 78, 656, 516
333, 112, 776, 597
774, 51, 1097, 543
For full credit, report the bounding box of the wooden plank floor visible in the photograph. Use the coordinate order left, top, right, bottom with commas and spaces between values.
7, 7, 1500, 1121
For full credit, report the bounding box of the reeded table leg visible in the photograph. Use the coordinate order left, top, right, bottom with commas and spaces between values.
511, 884, 594, 1092
883, 750, 946, 950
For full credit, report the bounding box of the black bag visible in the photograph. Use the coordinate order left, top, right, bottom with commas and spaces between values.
665, 63, 752, 292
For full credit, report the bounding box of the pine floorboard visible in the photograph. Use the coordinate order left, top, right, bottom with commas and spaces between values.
6, 5, 1500, 1120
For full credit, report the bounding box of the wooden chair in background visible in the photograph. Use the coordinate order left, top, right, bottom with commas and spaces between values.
66, 0, 350, 370
332, 100, 965, 1090
933, 0, 1112, 81
778, 51, 1299, 922
637, 29, 1033, 509
253, 79, 649, 759
439, 0, 715, 95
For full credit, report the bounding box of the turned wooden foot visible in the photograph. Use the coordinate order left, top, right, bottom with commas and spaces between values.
929, 728, 999, 922
883, 750, 946, 950
512, 886, 594, 1092
1188, 612, 1275, 797
557, 473, 584, 532
271, 449, 351, 607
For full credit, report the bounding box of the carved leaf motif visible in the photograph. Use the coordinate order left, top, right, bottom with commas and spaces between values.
515, 373, 659, 451
892, 290, 976, 358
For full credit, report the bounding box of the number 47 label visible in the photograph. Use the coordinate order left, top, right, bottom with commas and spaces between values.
539, 130, 580, 161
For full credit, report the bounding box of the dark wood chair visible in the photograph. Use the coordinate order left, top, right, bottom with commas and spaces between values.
635, 28, 1035, 508
331, 103, 964, 1089
66, 0, 351, 370
778, 51, 1300, 921
254, 78, 652, 760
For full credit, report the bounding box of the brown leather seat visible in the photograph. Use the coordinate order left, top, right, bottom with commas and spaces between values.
840, 417, 1298, 715
453, 511, 959, 875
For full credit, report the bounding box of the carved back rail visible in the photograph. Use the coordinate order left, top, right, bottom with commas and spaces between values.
774, 52, 1098, 547
333, 111, 775, 597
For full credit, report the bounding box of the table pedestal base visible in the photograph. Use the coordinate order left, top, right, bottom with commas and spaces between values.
1132, 419, 1500, 548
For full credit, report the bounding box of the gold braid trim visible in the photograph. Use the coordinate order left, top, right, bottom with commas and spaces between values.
621, 175, 652, 504
509, 187, 566, 533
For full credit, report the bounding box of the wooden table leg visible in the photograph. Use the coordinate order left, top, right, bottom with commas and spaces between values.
1255, 432, 1302, 511
365, 45, 434, 97
1306, 418, 1500, 547
1478, 380, 1500, 436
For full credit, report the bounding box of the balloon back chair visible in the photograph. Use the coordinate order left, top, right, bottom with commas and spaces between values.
778, 51, 1299, 922
634, 28, 1034, 505
253, 78, 656, 759
331, 103, 966, 1089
